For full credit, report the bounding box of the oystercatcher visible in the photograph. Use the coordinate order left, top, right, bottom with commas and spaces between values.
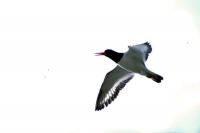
95, 42, 163, 111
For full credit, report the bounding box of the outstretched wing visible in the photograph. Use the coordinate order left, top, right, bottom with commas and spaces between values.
134, 42, 152, 61
95, 65, 134, 111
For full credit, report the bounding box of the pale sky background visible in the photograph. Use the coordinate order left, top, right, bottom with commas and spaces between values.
0, 0, 200, 133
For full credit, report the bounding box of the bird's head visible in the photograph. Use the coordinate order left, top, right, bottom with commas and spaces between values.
95, 49, 124, 63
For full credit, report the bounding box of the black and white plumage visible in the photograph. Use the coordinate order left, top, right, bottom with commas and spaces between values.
95, 42, 163, 111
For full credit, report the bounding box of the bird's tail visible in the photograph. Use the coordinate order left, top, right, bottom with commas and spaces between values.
146, 71, 163, 83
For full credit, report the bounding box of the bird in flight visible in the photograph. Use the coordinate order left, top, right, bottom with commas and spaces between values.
95, 42, 163, 111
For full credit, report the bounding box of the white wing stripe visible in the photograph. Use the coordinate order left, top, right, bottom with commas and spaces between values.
95, 67, 134, 111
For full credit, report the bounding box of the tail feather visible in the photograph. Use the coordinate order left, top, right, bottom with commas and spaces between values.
147, 73, 163, 83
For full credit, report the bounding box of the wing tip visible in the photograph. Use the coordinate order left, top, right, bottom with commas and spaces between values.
144, 41, 152, 53
95, 103, 104, 111
95, 98, 113, 111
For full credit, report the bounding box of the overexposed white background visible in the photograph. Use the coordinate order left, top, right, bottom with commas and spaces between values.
0, 0, 200, 133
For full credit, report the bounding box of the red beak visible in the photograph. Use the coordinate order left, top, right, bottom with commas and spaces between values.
94, 52, 105, 56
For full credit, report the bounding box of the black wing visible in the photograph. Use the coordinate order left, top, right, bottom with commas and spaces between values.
95, 66, 134, 111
